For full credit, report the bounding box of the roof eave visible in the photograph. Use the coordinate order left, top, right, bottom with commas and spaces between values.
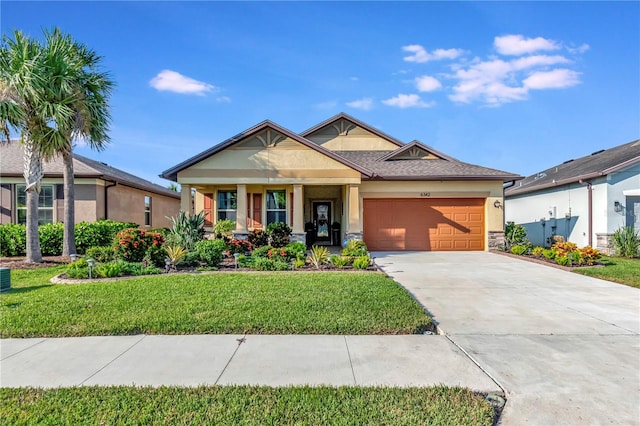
365, 174, 523, 182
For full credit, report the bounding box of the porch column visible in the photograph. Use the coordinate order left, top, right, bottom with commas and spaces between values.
292, 184, 304, 234
236, 184, 248, 235
346, 184, 362, 239
180, 184, 192, 214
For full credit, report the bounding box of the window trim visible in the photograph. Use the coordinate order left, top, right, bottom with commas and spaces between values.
144, 196, 152, 227
217, 190, 237, 222
265, 189, 287, 225
15, 184, 55, 225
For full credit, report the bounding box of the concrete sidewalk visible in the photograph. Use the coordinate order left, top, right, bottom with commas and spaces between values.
1, 334, 501, 392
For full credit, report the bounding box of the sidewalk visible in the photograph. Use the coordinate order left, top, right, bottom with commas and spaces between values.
1, 334, 501, 391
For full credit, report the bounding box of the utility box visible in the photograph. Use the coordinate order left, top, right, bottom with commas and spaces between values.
0, 268, 10, 292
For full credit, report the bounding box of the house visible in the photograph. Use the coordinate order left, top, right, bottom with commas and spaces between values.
0, 140, 181, 229
161, 113, 521, 251
505, 139, 640, 252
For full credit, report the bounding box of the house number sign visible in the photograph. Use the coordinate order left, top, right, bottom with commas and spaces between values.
420, 192, 431, 197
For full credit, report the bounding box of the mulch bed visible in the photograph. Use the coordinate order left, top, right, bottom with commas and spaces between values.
0, 256, 70, 270
489, 250, 604, 271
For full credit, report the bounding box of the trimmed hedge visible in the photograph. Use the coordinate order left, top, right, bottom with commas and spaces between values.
0, 220, 139, 257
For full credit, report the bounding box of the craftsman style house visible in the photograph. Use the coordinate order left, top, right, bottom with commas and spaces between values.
161, 113, 521, 251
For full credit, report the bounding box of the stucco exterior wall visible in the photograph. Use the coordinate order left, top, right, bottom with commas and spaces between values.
106, 184, 179, 229
305, 121, 399, 151
606, 163, 640, 232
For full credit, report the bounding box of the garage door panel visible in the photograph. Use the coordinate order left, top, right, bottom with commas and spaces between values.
363, 198, 485, 251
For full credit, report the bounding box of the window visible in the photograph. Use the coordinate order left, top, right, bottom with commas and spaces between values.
144, 196, 152, 226
266, 190, 286, 225
217, 190, 237, 221
16, 185, 54, 225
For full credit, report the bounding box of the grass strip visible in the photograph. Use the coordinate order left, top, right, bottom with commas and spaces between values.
572, 256, 640, 288
1, 268, 431, 337
0, 385, 495, 425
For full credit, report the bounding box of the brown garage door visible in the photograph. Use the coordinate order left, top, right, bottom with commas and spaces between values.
363, 198, 485, 251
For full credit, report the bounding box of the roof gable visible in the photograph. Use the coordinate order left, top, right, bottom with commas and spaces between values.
301, 112, 404, 151
378, 140, 458, 162
160, 120, 371, 181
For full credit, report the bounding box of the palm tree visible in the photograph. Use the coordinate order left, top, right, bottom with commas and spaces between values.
0, 31, 58, 262
40, 29, 113, 256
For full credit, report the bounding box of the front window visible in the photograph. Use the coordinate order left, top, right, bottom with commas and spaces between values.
217, 190, 237, 221
266, 190, 286, 225
16, 185, 54, 225
144, 196, 152, 226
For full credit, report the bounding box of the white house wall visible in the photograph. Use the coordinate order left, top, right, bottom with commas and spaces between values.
606, 163, 640, 232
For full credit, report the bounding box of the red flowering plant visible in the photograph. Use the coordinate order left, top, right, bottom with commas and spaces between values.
225, 238, 253, 255
267, 247, 287, 261
113, 228, 165, 264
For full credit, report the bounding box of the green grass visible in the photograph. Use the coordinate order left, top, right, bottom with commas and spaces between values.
0, 268, 431, 337
0, 386, 495, 425
573, 256, 640, 288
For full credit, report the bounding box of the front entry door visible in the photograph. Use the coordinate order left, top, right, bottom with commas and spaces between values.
313, 202, 331, 243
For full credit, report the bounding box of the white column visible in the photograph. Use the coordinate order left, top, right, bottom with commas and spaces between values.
236, 184, 247, 233
292, 184, 304, 234
347, 184, 361, 234
180, 184, 192, 214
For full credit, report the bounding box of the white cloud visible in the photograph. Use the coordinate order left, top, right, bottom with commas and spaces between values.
149, 70, 215, 95
382, 94, 433, 108
523, 69, 581, 89
494, 35, 560, 56
567, 43, 590, 54
350, 76, 359, 81
415, 75, 442, 92
314, 100, 338, 109
346, 97, 374, 110
403, 45, 464, 63
216, 96, 231, 103
511, 55, 570, 70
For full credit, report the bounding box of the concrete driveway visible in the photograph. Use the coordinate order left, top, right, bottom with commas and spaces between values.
374, 251, 640, 426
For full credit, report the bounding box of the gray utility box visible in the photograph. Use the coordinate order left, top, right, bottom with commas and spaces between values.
0, 267, 10, 292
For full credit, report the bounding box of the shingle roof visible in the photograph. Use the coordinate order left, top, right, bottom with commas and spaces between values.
0, 141, 180, 198
335, 150, 521, 181
506, 139, 640, 196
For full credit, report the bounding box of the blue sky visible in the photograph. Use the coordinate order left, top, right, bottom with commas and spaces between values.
3, 1, 639, 186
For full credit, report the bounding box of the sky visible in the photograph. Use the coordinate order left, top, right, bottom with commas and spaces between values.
2, 1, 639, 187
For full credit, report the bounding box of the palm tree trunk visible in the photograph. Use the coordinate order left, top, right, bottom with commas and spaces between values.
62, 148, 76, 256
23, 137, 43, 263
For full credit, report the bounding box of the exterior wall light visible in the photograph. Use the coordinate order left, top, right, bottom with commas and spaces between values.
493, 200, 502, 209
614, 201, 622, 213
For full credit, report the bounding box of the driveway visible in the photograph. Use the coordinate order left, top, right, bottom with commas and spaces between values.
374, 251, 640, 425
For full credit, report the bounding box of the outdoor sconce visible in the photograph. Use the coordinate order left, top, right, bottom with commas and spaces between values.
165, 258, 172, 273
86, 258, 95, 279
614, 201, 622, 213
493, 200, 502, 209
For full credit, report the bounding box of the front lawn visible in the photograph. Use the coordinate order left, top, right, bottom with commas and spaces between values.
572, 256, 640, 288
0, 268, 431, 337
0, 386, 495, 425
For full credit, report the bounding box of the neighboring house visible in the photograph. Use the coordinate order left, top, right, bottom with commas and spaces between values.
0, 140, 180, 229
161, 113, 521, 251
505, 139, 640, 252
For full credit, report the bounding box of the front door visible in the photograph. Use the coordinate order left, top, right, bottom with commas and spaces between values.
313, 202, 331, 243
627, 196, 640, 230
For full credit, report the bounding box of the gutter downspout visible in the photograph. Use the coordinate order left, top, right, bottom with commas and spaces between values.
578, 179, 593, 246
502, 180, 517, 229
104, 180, 117, 220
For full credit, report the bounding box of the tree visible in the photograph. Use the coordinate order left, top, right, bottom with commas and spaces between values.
0, 29, 113, 261
40, 29, 113, 256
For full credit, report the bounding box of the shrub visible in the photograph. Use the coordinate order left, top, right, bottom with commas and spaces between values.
577, 245, 601, 265
238, 254, 254, 268
293, 258, 306, 269
251, 245, 273, 259
85, 246, 116, 263
267, 247, 288, 261
308, 245, 330, 269
253, 257, 290, 271
195, 239, 226, 267
284, 242, 306, 260
95, 262, 123, 278
38, 222, 64, 256
226, 238, 253, 255
180, 251, 201, 267
0, 223, 26, 256
555, 255, 572, 267
510, 245, 529, 255
214, 219, 235, 240
113, 228, 165, 263
247, 229, 269, 248
65, 258, 89, 279
342, 240, 368, 257
74, 220, 137, 254
167, 210, 206, 250
117, 260, 160, 276
352, 255, 371, 270
266, 222, 291, 248
542, 249, 556, 260
505, 221, 528, 250
611, 226, 640, 258
329, 255, 350, 269
165, 245, 188, 269
531, 246, 545, 257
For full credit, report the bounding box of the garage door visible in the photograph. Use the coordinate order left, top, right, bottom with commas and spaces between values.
363, 198, 485, 251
